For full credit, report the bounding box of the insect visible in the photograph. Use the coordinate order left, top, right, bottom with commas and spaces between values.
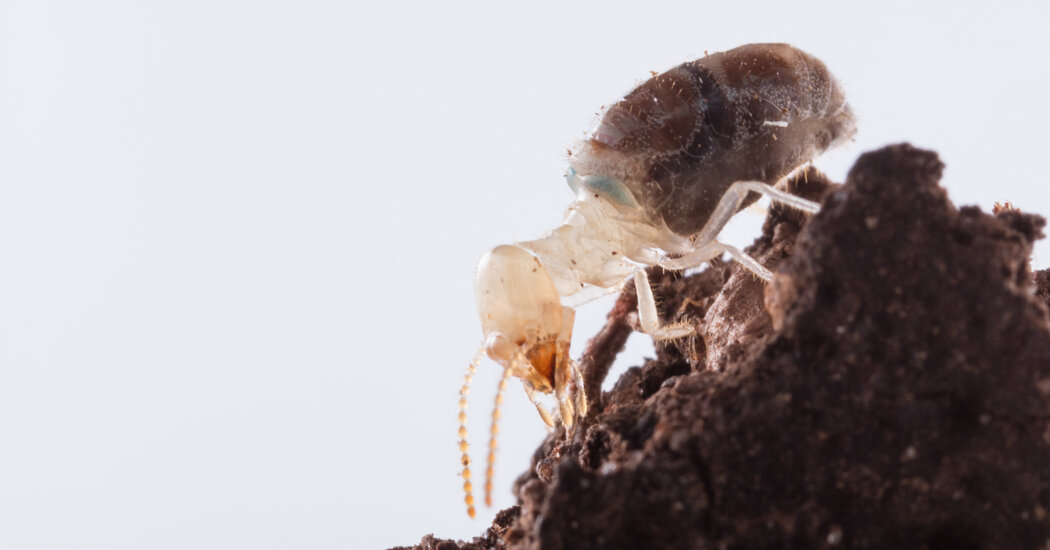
457, 43, 855, 517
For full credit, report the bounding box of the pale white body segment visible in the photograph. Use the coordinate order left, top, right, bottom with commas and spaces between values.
487, 177, 822, 350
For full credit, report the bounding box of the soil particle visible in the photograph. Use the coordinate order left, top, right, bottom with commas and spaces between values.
401, 144, 1050, 549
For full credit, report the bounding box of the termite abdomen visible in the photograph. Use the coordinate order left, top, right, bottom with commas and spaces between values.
576, 43, 855, 236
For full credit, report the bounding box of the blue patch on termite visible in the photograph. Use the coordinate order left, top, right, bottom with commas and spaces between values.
566, 167, 639, 208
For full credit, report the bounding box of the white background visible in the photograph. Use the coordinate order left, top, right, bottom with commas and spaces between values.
1, 1, 1047, 548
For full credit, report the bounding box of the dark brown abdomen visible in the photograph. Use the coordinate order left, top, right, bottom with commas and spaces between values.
589, 43, 855, 236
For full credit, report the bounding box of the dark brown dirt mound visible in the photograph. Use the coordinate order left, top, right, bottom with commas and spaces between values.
399, 144, 1050, 549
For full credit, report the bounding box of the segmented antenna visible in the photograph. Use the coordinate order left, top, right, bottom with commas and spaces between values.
459, 348, 484, 518
485, 367, 511, 507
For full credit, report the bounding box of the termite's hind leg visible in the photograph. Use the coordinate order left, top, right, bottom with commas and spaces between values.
633, 268, 694, 340
695, 180, 820, 245
718, 242, 773, 281
683, 180, 819, 280
458, 347, 485, 519
484, 366, 511, 508
753, 180, 822, 213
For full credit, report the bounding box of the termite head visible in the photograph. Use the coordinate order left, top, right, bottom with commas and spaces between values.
475, 245, 571, 396
459, 245, 588, 519
474, 244, 584, 427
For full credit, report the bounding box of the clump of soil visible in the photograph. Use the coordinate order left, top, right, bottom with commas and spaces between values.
399, 144, 1050, 549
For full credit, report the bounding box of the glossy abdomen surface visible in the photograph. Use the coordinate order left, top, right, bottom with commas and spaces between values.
575, 43, 855, 236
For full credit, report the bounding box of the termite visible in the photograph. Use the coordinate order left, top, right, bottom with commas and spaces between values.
457, 43, 856, 517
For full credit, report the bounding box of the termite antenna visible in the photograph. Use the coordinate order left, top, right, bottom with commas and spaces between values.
485, 367, 511, 507
459, 347, 484, 518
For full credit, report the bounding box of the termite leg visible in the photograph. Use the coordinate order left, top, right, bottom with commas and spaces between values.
695, 180, 821, 245
458, 347, 484, 519
633, 268, 695, 340
671, 180, 821, 279
654, 241, 723, 271
654, 241, 773, 283
718, 242, 773, 281
484, 367, 511, 508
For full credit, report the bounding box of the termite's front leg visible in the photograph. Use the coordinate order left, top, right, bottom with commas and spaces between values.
633, 268, 694, 340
